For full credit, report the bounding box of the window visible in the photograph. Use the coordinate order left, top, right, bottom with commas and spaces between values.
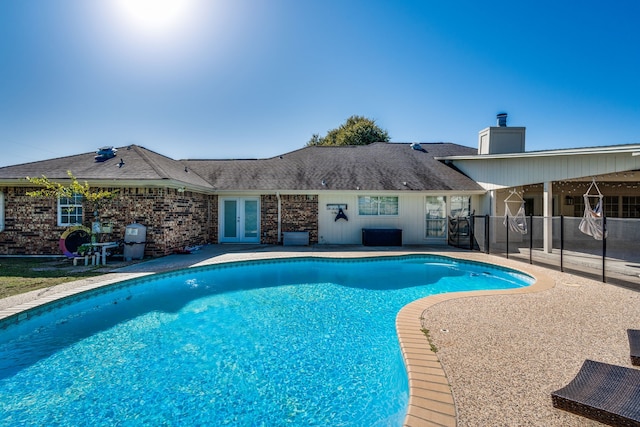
602, 196, 618, 218
573, 196, 584, 217
574, 195, 618, 218
450, 196, 470, 218
425, 196, 446, 238
0, 191, 4, 232
58, 193, 83, 226
357, 196, 398, 216
523, 198, 535, 216
623, 196, 640, 218
449, 195, 471, 237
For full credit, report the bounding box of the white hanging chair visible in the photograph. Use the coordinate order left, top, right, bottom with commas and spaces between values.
503, 190, 527, 234
578, 178, 608, 240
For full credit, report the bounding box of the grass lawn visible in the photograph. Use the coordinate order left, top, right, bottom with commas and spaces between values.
0, 257, 105, 299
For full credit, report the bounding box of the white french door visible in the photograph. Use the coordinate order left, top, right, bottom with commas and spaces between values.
220, 197, 260, 243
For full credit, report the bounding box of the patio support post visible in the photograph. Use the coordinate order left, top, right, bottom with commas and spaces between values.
543, 181, 553, 253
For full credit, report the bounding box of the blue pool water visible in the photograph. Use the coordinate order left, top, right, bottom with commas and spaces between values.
0, 255, 533, 426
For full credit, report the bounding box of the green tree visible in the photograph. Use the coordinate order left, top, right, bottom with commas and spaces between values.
307, 115, 390, 146
25, 171, 118, 221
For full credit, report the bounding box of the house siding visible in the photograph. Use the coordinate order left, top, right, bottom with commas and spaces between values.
318, 193, 424, 244
450, 151, 640, 190
0, 186, 217, 257
317, 193, 477, 245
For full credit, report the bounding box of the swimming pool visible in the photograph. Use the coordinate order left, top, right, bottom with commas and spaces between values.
0, 255, 533, 426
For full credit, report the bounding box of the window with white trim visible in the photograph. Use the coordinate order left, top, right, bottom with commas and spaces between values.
0, 191, 4, 232
58, 193, 83, 226
358, 196, 399, 216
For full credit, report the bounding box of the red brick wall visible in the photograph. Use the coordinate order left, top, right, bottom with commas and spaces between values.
0, 186, 217, 257
0, 187, 60, 255
0, 186, 319, 255
260, 194, 318, 244
261, 195, 279, 244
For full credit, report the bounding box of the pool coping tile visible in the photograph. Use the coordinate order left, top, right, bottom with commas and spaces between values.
396, 253, 555, 426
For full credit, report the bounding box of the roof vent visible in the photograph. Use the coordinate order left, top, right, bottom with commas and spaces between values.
95, 146, 117, 162
497, 112, 508, 127
410, 142, 427, 152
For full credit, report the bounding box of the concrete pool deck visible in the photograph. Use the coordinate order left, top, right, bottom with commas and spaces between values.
1, 244, 639, 426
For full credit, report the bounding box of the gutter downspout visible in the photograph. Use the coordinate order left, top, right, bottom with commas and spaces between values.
276, 192, 282, 244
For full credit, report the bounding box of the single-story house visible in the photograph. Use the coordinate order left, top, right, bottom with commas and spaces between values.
1, 115, 639, 257
0, 142, 485, 256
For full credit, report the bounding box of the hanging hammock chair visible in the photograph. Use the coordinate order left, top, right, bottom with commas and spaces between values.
503, 190, 527, 234
578, 178, 608, 240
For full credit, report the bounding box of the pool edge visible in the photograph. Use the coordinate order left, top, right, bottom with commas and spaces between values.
0, 248, 553, 426
397, 252, 555, 427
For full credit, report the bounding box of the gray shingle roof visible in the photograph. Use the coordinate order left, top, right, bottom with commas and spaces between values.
0, 142, 483, 193
0, 145, 212, 189
184, 142, 484, 192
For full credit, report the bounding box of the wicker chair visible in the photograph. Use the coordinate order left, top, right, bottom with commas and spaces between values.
629, 329, 640, 366
551, 359, 640, 426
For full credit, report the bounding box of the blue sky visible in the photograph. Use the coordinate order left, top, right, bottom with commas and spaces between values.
1, 1, 639, 168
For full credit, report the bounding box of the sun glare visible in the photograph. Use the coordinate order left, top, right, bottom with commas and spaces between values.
111, 0, 199, 37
